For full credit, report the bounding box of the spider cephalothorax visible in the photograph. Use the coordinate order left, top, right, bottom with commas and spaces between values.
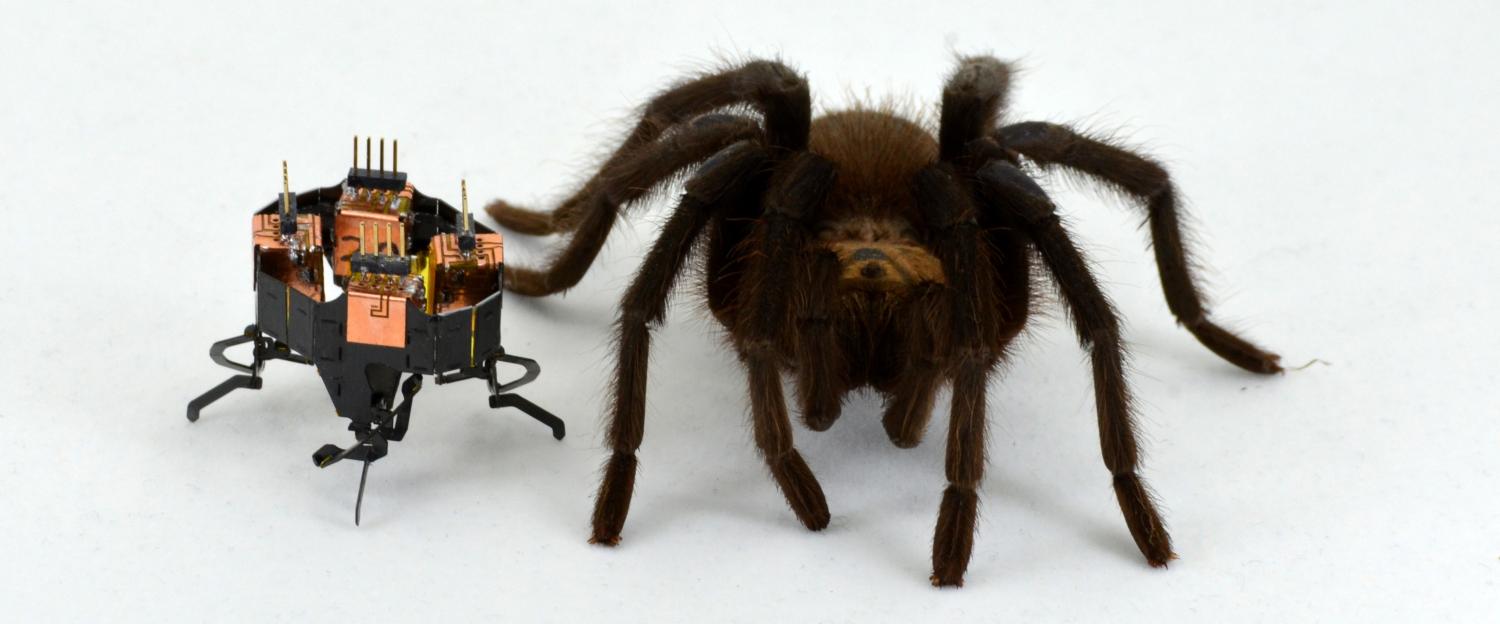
486, 57, 1282, 586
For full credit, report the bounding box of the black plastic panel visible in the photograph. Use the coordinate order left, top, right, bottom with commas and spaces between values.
255, 272, 288, 341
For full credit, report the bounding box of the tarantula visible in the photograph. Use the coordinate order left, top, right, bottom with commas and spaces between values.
486, 56, 1282, 586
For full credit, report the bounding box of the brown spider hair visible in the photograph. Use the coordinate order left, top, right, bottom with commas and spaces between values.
486, 56, 1281, 586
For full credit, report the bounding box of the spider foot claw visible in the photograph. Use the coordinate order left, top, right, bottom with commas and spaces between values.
1147, 550, 1178, 568
770, 450, 830, 531
930, 485, 978, 588
1113, 473, 1175, 567
1187, 320, 1284, 375
588, 533, 622, 547
930, 573, 965, 588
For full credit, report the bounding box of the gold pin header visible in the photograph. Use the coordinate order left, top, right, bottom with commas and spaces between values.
461, 179, 469, 230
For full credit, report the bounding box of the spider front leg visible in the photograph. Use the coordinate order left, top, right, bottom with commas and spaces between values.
932, 349, 995, 586
502, 118, 762, 296
488, 114, 760, 237
590, 144, 769, 545
939, 55, 1013, 162
997, 121, 1282, 374
916, 168, 1000, 587
792, 250, 847, 432
736, 153, 837, 531
977, 161, 1174, 568
488, 59, 810, 236
739, 344, 831, 530
881, 367, 943, 449
879, 289, 946, 448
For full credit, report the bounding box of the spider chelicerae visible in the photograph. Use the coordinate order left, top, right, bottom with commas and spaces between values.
486, 56, 1282, 586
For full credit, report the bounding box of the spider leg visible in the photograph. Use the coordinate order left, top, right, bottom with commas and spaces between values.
487, 59, 811, 235
899, 54, 1019, 453
590, 143, 770, 546
976, 160, 1175, 568
996, 122, 1282, 374
502, 118, 762, 296
792, 250, 847, 431
880, 369, 942, 449
939, 55, 1014, 162
915, 168, 1000, 587
879, 293, 946, 449
483, 198, 563, 236
487, 114, 759, 236
736, 153, 837, 531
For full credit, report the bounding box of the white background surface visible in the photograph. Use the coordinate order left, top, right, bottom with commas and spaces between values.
2, 1, 1497, 621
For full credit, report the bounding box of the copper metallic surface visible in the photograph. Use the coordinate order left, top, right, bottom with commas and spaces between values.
429, 232, 504, 312
253, 213, 326, 300
253, 213, 323, 250
431, 231, 504, 267
346, 287, 408, 348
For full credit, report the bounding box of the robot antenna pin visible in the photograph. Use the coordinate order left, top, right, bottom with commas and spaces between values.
188, 137, 565, 524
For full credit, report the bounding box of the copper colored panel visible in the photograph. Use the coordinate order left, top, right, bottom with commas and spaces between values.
429, 233, 504, 312
256, 250, 327, 301
253, 213, 323, 250
252, 213, 326, 301
253, 213, 283, 250
346, 289, 407, 348
430, 232, 504, 267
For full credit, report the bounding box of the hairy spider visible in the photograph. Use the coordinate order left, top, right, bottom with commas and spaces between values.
486, 56, 1282, 586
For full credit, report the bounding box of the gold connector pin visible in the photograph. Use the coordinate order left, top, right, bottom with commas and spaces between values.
393, 139, 398, 173
352, 135, 358, 168
359, 221, 368, 255
281, 160, 290, 215
379, 138, 385, 173
385, 223, 393, 256
461, 179, 470, 232
365, 137, 371, 171
397, 223, 406, 256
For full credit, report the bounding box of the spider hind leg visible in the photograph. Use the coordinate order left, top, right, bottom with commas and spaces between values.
997, 121, 1282, 374
976, 160, 1175, 568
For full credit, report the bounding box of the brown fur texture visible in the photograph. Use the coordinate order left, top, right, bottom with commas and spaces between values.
487, 56, 1281, 586
808, 110, 937, 219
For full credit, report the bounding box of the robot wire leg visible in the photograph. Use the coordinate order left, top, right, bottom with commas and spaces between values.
488, 353, 566, 440
186, 326, 264, 422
